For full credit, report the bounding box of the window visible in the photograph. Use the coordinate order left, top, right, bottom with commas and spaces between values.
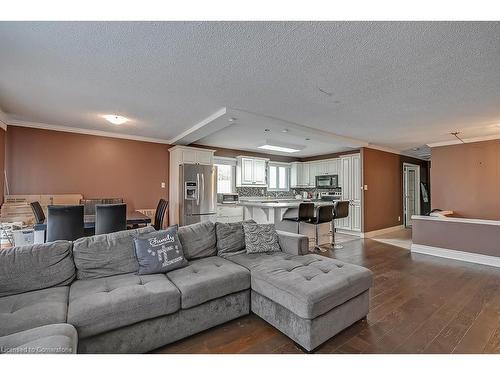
268, 163, 290, 191
214, 157, 236, 194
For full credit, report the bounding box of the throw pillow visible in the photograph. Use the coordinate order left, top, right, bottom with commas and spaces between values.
177, 221, 217, 260
242, 222, 281, 254
216, 220, 255, 256
133, 226, 188, 275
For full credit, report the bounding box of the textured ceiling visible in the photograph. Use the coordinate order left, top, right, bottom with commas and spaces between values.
0, 21, 499, 155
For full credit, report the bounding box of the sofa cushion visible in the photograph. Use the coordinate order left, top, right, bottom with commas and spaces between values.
166, 257, 250, 309
242, 222, 281, 254
133, 227, 188, 275
67, 273, 180, 338
72, 226, 155, 280
177, 222, 216, 260
0, 323, 78, 354
0, 241, 75, 297
227, 252, 372, 319
215, 220, 253, 256
0, 287, 69, 336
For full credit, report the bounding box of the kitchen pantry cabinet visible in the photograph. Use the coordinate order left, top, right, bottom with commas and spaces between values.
236, 156, 269, 186
336, 153, 361, 232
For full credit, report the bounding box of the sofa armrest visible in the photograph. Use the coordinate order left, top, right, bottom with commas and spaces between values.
277, 231, 309, 256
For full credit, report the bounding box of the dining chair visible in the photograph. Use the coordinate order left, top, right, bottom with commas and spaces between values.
154, 199, 168, 230
95, 203, 127, 235
47, 205, 84, 242
30, 201, 46, 224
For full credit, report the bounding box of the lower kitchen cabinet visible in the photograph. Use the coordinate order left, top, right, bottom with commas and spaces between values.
215, 205, 244, 223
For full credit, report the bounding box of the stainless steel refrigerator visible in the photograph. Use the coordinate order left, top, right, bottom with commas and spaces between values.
179, 164, 217, 226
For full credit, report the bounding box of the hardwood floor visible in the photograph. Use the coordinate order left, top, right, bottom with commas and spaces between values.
153, 238, 500, 354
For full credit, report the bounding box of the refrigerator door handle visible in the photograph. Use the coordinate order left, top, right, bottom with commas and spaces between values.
196, 173, 200, 206
201, 173, 205, 208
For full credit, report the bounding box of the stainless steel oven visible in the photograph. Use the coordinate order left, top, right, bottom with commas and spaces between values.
315, 174, 339, 189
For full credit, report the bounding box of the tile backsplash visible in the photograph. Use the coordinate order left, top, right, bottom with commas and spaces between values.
236, 186, 316, 198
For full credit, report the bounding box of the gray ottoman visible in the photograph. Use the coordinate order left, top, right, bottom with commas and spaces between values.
228, 252, 373, 351
0, 324, 78, 354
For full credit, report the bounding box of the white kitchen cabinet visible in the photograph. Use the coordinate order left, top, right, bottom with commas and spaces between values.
236, 156, 269, 187
253, 159, 267, 185
326, 159, 339, 175
336, 153, 361, 232
308, 162, 318, 187
302, 163, 311, 186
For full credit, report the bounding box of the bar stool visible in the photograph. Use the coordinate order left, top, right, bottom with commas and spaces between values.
332, 200, 350, 249
277, 203, 315, 233
311, 205, 334, 252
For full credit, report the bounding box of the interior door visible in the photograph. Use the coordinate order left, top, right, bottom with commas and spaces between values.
403, 164, 420, 228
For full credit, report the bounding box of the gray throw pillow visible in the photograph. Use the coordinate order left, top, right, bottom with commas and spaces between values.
216, 220, 255, 256
242, 222, 281, 254
133, 226, 188, 275
177, 222, 217, 260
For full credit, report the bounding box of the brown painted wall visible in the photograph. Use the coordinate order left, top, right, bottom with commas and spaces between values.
5, 126, 170, 212
362, 147, 429, 233
0, 128, 5, 205
430, 139, 500, 220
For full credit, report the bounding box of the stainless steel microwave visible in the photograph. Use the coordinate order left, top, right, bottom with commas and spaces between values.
217, 193, 239, 204
315, 175, 338, 189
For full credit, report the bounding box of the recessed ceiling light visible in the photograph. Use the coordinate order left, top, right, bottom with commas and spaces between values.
305, 138, 311, 141
264, 128, 270, 132
282, 129, 289, 133
103, 114, 128, 125
258, 145, 300, 153
258, 140, 304, 153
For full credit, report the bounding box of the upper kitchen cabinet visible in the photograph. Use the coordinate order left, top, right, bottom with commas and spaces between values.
169, 145, 215, 166
290, 158, 341, 188
236, 156, 269, 186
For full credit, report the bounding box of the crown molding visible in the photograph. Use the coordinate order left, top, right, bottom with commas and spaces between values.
4, 118, 172, 144
428, 133, 500, 148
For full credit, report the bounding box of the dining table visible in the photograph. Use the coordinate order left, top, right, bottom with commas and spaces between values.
32, 211, 152, 243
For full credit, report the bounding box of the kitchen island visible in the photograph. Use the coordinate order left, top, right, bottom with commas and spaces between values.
238, 199, 335, 224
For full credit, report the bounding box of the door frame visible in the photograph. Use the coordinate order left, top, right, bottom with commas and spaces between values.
402, 163, 421, 228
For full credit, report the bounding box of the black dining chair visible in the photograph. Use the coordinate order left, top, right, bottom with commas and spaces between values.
332, 200, 350, 249
30, 201, 46, 224
47, 205, 84, 242
153, 199, 168, 230
95, 204, 127, 235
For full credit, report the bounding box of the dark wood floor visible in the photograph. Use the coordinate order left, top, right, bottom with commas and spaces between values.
153, 238, 500, 354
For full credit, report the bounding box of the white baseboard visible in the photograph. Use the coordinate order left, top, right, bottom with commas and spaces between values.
361, 225, 404, 239
411, 244, 500, 268
336, 229, 363, 237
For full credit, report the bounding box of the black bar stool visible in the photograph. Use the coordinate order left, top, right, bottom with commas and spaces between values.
282, 202, 315, 224
311, 205, 334, 252
332, 200, 350, 249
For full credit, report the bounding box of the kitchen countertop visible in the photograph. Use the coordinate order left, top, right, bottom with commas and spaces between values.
237, 200, 336, 208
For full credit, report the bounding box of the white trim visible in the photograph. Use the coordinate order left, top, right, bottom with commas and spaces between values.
168, 107, 227, 145
361, 225, 404, 238
0, 108, 8, 130
6, 118, 172, 144
427, 133, 500, 147
168, 145, 216, 153
411, 215, 500, 227
336, 229, 363, 237
411, 244, 500, 268
403, 162, 421, 228
213, 156, 237, 166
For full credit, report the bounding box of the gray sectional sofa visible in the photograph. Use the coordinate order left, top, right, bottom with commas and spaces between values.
0, 222, 372, 353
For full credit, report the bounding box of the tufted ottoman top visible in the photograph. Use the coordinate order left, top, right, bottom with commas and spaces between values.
226, 252, 372, 319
